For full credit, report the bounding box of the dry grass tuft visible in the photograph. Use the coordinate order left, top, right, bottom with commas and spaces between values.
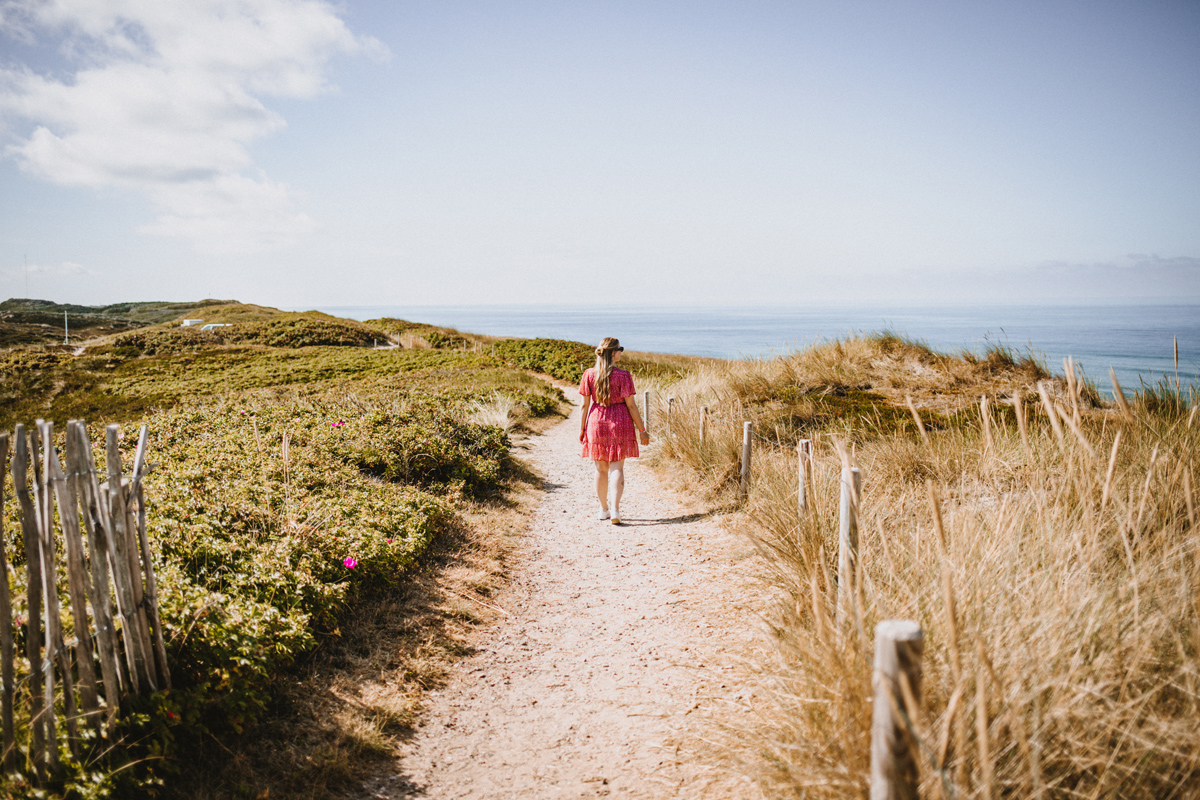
650, 334, 1199, 799
468, 391, 523, 433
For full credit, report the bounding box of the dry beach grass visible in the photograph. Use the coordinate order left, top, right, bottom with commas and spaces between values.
651, 335, 1200, 798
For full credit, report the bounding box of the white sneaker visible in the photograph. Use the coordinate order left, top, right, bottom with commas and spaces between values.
598, 508, 610, 520
611, 507, 621, 525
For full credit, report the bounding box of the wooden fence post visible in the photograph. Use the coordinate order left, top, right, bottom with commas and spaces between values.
39, 422, 82, 762
121, 469, 158, 695
12, 426, 46, 782
54, 424, 101, 729
700, 406, 708, 448
131, 426, 171, 690
0, 432, 14, 772
643, 390, 651, 432
667, 397, 674, 436
31, 423, 63, 774
109, 424, 157, 694
797, 439, 813, 514
870, 620, 924, 800
740, 422, 753, 498
104, 426, 148, 695
73, 422, 125, 724
836, 466, 862, 625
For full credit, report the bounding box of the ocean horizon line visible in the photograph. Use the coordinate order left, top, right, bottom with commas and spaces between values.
288, 303, 1199, 396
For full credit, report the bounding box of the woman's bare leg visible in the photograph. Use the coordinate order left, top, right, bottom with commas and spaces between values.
594, 460, 610, 510
610, 459, 625, 518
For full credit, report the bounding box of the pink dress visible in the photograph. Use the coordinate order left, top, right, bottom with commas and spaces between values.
579, 367, 639, 461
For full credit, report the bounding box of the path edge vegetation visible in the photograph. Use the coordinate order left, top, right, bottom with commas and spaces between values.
4, 301, 1197, 798
643, 333, 1199, 799
1, 301, 573, 798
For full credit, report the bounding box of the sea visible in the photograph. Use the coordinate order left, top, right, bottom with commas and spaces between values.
300, 304, 1200, 398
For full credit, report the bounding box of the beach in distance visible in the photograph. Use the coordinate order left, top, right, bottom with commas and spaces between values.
304, 303, 1200, 396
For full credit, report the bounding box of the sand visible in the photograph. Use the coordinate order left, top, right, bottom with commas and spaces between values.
357, 395, 768, 799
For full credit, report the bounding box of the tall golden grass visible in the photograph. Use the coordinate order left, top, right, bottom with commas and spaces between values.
653, 336, 1199, 798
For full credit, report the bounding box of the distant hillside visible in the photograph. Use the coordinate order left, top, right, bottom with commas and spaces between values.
0, 297, 238, 348
1, 297, 236, 323
1, 298, 522, 355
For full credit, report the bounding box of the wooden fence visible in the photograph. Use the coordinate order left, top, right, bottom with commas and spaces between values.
1, 420, 169, 785
650, 390, 927, 798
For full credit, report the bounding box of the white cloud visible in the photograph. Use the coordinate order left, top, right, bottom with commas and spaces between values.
0, 0, 381, 253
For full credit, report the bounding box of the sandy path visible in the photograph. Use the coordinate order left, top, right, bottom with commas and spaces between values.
359, 397, 767, 799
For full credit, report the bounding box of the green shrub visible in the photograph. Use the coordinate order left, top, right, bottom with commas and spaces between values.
142, 393, 502, 741
491, 338, 594, 383
0, 380, 512, 796
103, 318, 386, 356
224, 318, 382, 349
333, 407, 509, 497
523, 391, 561, 417
100, 326, 216, 355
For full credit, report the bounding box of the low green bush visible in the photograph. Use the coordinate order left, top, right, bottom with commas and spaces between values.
103, 317, 387, 356
224, 318, 383, 349
144, 392, 501, 734
491, 338, 594, 383
0, 383, 512, 796
333, 407, 508, 497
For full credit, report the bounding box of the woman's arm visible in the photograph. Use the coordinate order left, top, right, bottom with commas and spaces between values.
624, 395, 650, 445
579, 396, 591, 442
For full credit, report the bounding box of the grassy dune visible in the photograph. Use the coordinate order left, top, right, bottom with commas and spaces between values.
5, 301, 1194, 798
650, 335, 1199, 798
0, 301, 568, 798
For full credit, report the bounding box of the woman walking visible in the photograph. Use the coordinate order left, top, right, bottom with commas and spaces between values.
579, 337, 650, 524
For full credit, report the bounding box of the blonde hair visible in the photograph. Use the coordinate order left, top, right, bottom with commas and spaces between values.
593, 337, 621, 404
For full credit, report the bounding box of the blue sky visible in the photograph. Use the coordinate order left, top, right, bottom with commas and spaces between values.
1, 0, 1198, 307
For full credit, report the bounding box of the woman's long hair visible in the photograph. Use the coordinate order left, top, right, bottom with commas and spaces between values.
593, 337, 621, 404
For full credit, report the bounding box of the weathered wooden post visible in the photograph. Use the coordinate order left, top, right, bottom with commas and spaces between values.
740, 422, 753, 498
39, 422, 81, 762
12, 426, 46, 782
72, 422, 126, 723
30, 424, 62, 773
0, 433, 14, 772
870, 620, 924, 800
700, 406, 708, 448
131, 426, 171, 690
644, 390, 651, 431
54, 425, 101, 729
105, 425, 150, 694
797, 439, 813, 514
836, 466, 862, 625
667, 397, 674, 436
118, 428, 157, 695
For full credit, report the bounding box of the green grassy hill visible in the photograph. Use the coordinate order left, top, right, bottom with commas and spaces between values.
0, 299, 576, 798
